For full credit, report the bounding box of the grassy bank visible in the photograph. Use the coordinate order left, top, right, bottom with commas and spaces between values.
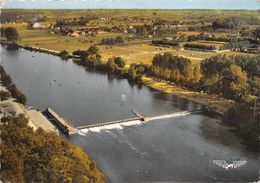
142, 76, 235, 114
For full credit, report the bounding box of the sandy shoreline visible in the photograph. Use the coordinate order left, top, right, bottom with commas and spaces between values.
142, 76, 235, 115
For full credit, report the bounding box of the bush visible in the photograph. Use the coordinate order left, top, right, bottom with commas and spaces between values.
88, 45, 99, 55
114, 57, 126, 68
0, 91, 10, 100
58, 50, 69, 59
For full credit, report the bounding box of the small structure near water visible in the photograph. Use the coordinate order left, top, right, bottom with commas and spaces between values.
43, 108, 78, 135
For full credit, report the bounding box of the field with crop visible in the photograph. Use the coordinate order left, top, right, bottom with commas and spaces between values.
1, 9, 258, 65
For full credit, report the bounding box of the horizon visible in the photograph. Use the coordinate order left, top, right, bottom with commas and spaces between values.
1, 0, 260, 10
2, 8, 260, 10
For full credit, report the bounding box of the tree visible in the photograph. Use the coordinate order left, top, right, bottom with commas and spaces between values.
193, 64, 201, 83
253, 27, 260, 39
107, 57, 116, 71
0, 143, 24, 183
1, 27, 5, 37
201, 55, 231, 78
129, 65, 137, 79
0, 115, 105, 183
221, 64, 249, 101
114, 57, 126, 68
58, 50, 69, 59
88, 45, 99, 55
4, 27, 19, 41
249, 76, 260, 96
78, 16, 89, 26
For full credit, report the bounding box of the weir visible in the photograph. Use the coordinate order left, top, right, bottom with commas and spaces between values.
43, 107, 205, 135
77, 108, 206, 132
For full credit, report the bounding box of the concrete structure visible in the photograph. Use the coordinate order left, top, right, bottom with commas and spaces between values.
77, 109, 205, 131
43, 108, 78, 135
25, 110, 57, 133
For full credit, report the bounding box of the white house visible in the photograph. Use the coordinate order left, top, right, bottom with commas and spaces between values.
32, 23, 44, 29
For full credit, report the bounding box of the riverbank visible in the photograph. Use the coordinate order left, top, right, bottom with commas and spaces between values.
1, 41, 235, 115
0, 70, 106, 183
0, 84, 58, 133
0, 41, 79, 59
142, 76, 235, 115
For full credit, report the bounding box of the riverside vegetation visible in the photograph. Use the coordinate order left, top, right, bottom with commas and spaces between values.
0, 66, 27, 104
1, 10, 259, 152
0, 9, 259, 183
0, 114, 105, 183
0, 66, 105, 183
3, 27, 258, 151
61, 44, 260, 152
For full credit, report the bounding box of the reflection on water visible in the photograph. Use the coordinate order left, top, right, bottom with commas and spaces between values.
1, 46, 259, 183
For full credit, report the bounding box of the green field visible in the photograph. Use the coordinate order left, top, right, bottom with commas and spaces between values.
1, 9, 258, 65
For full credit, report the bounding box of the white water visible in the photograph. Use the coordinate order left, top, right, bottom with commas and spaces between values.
78, 120, 144, 136
78, 111, 191, 136
148, 111, 191, 121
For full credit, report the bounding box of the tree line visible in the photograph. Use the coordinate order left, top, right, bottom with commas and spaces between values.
55, 16, 90, 28
152, 39, 179, 47
148, 53, 201, 85
0, 114, 105, 183
0, 66, 27, 104
201, 55, 260, 101
187, 34, 230, 42
100, 36, 124, 45
183, 43, 217, 51
147, 53, 260, 151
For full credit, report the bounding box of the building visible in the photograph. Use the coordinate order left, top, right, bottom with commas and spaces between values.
32, 22, 45, 29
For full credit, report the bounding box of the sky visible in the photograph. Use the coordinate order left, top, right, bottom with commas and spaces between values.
1, 0, 260, 9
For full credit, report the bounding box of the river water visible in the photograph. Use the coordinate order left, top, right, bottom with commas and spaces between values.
1, 46, 259, 182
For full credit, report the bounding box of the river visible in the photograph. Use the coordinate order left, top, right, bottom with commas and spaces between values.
1, 45, 259, 182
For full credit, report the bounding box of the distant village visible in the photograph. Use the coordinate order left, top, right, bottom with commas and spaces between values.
5, 13, 260, 54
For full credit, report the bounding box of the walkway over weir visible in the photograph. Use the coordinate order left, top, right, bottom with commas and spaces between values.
43, 108, 206, 135
77, 109, 205, 131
